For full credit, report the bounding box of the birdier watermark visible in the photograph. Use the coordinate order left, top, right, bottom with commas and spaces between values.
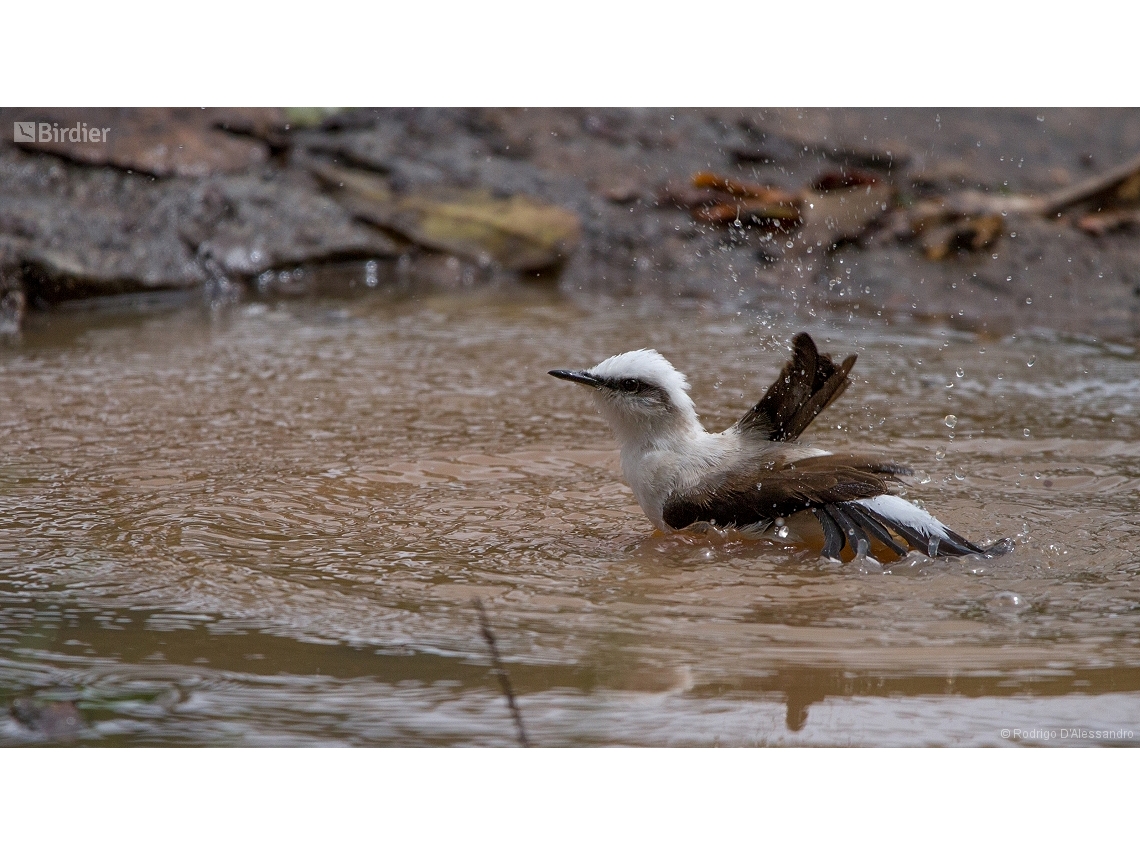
1000, 727, 1134, 741
14, 121, 110, 144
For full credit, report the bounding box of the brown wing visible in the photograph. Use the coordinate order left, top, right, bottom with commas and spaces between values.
737, 332, 856, 442
662, 453, 1017, 562
661, 452, 910, 530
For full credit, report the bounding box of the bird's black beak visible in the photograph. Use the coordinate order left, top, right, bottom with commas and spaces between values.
549, 369, 602, 388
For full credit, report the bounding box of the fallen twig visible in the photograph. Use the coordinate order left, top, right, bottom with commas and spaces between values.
1039, 151, 1140, 216
473, 598, 530, 748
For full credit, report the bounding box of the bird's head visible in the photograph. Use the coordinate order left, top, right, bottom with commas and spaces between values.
549, 349, 700, 447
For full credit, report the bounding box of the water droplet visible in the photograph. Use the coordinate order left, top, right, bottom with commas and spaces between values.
993, 591, 1025, 608
944, 414, 958, 428
1025, 297, 1033, 305
777, 525, 790, 538
1027, 355, 1036, 367
1023, 428, 1031, 437
955, 367, 964, 378
935, 448, 946, 460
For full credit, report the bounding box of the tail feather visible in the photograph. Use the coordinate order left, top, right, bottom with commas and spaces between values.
826, 503, 873, 559
812, 507, 847, 560
839, 502, 908, 558
811, 494, 1014, 561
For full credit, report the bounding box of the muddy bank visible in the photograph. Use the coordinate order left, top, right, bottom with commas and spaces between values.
2, 108, 1139, 339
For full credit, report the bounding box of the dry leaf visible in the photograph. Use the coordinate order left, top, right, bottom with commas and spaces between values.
920, 213, 1004, 260
692, 171, 799, 204
691, 199, 801, 225
309, 161, 581, 271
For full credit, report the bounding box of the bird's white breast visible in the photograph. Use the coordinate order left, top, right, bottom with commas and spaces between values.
618, 429, 739, 530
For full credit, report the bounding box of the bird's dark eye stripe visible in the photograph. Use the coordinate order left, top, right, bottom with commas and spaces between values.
602, 377, 653, 394
599, 377, 669, 399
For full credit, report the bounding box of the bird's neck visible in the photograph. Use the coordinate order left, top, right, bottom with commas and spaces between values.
608, 410, 707, 458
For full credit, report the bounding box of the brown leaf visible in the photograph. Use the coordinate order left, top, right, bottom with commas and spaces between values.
309, 161, 581, 272
920, 213, 1004, 260
900, 191, 1034, 259
692, 199, 801, 225
691, 171, 799, 205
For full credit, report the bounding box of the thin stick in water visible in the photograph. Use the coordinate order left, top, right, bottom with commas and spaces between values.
473, 598, 530, 748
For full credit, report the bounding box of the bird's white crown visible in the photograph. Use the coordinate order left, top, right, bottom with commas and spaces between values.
590, 349, 691, 399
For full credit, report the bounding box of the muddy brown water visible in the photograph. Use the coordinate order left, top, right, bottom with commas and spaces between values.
2, 281, 1139, 745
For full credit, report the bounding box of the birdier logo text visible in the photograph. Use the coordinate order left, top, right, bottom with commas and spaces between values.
14, 121, 110, 144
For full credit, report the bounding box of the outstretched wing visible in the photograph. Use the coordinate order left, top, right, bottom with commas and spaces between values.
737, 332, 856, 442
661, 452, 909, 530
662, 455, 1013, 562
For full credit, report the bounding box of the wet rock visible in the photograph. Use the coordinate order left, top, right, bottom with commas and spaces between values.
191, 170, 400, 276
0, 147, 396, 305
0, 150, 205, 301
1, 263, 25, 334
826, 214, 1140, 338
9, 698, 85, 741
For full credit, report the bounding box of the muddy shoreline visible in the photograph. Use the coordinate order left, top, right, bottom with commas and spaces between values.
3, 108, 1139, 339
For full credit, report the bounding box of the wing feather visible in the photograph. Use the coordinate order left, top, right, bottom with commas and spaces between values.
737, 333, 857, 442
661, 452, 909, 530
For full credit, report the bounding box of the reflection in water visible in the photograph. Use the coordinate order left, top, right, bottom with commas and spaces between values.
2, 285, 1139, 745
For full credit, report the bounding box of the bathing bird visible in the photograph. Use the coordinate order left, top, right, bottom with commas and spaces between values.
550, 333, 1013, 562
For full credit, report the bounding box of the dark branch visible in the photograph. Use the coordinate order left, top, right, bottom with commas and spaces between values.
474, 598, 531, 748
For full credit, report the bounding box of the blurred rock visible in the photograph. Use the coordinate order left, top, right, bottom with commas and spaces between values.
1, 267, 25, 334
10, 698, 85, 741
0, 147, 396, 305
192, 171, 400, 276
796, 181, 893, 253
